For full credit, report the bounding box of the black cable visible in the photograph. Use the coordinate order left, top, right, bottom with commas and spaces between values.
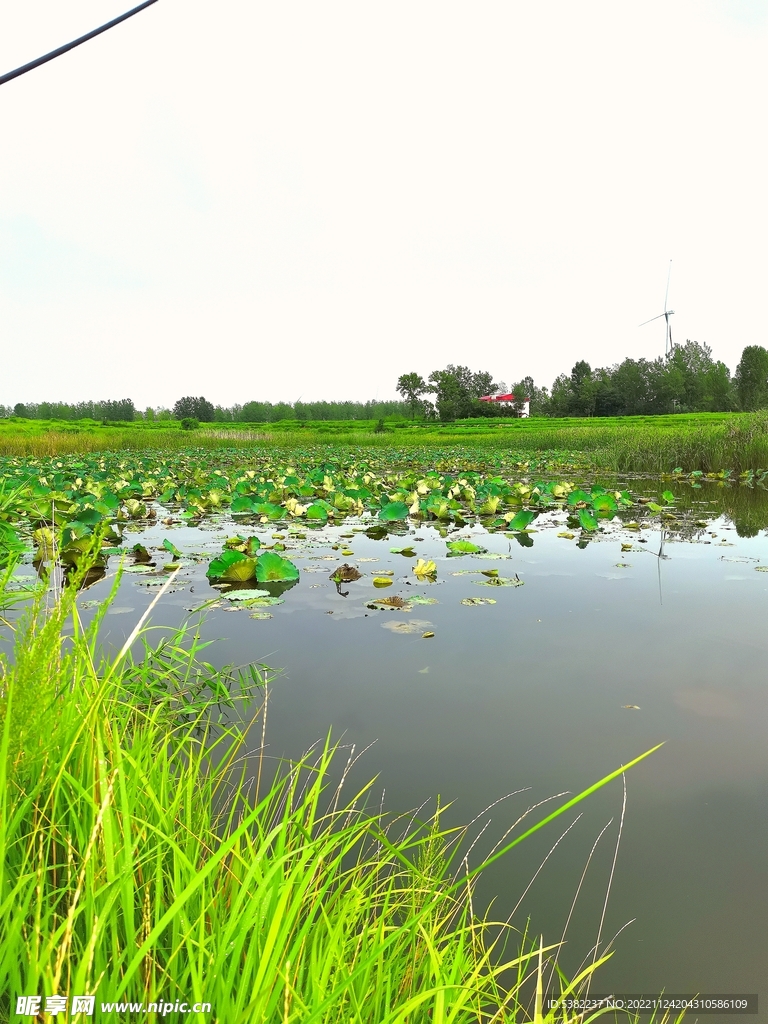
0, 0, 159, 87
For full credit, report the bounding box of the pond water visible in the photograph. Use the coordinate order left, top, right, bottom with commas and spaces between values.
12, 480, 768, 1010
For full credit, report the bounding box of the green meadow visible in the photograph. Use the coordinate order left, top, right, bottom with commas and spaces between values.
2, 410, 768, 474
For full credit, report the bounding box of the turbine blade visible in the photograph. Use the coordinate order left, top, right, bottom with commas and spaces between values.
639, 312, 667, 326
665, 260, 672, 311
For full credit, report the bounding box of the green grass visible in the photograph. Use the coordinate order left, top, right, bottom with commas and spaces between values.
2, 411, 768, 472
0, 554, 670, 1023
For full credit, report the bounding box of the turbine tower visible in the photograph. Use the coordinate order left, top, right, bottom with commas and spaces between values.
640, 261, 675, 357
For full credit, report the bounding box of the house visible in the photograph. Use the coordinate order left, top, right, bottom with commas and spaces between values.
478, 392, 530, 417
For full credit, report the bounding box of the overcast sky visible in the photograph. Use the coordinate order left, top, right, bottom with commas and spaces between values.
1, 0, 766, 408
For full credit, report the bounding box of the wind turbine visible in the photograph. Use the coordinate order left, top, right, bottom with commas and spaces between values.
640, 260, 675, 357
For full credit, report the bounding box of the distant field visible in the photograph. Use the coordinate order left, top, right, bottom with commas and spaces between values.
1, 411, 767, 472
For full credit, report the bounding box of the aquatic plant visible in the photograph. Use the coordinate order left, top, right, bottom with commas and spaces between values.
0, 558, 671, 1023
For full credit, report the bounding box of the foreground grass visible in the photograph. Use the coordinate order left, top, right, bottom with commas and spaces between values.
0, 558, 670, 1023
1, 411, 768, 471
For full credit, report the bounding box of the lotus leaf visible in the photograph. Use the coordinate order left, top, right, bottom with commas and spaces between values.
577, 509, 598, 532
124, 499, 147, 518
506, 509, 536, 531
381, 619, 433, 634
207, 550, 257, 580
413, 558, 437, 580
446, 540, 483, 554
591, 493, 617, 513
230, 495, 255, 513
330, 563, 362, 582
390, 546, 417, 556
33, 527, 55, 560
473, 575, 524, 587
306, 503, 329, 522
255, 551, 300, 583
567, 489, 591, 506
367, 595, 409, 610
72, 507, 103, 526
163, 538, 183, 560
373, 576, 394, 587
379, 501, 410, 522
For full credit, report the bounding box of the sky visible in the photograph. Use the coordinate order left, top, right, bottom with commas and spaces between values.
1, 0, 767, 408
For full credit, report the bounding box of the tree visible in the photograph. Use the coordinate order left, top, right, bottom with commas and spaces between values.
735, 345, 768, 411
426, 365, 500, 421
173, 396, 215, 422
396, 373, 428, 419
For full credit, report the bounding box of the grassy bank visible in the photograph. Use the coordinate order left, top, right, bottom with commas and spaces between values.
0, 558, 667, 1023
1, 411, 768, 471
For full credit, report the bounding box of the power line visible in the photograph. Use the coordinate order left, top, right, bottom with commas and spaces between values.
0, 0, 159, 87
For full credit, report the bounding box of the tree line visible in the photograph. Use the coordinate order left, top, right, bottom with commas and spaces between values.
397, 342, 768, 419
4, 342, 768, 423
0, 397, 410, 423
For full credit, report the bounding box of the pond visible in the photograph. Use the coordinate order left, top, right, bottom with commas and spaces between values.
8, 475, 768, 1007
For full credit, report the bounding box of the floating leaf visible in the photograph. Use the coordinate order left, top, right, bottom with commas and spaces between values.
422, 631, 435, 638
225, 589, 271, 601
373, 576, 394, 587
474, 575, 524, 587
390, 546, 417, 556
381, 618, 432, 634
446, 539, 483, 554
621, 704, 641, 710
755, 566, 768, 572
557, 531, 575, 539
368, 595, 409, 610
408, 595, 439, 605
124, 564, 156, 574
461, 597, 497, 606
249, 611, 273, 620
